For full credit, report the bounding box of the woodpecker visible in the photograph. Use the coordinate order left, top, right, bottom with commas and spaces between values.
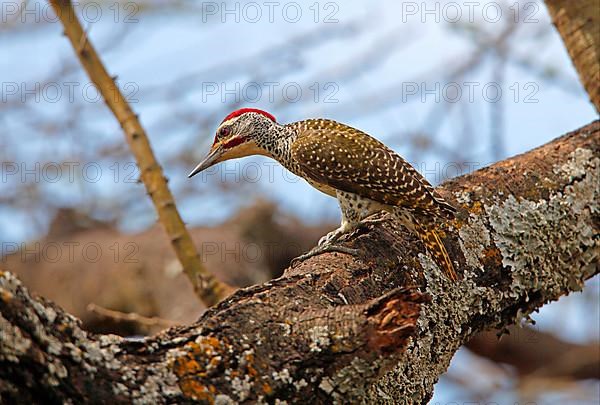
189, 108, 458, 281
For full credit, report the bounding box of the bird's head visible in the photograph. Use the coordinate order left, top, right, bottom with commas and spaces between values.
188, 108, 278, 178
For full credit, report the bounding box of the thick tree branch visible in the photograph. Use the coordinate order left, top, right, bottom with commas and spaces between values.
47, 0, 232, 306
1, 121, 598, 403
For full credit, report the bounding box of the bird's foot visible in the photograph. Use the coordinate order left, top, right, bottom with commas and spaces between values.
291, 223, 362, 266
291, 243, 360, 266
317, 228, 344, 246
359, 213, 393, 228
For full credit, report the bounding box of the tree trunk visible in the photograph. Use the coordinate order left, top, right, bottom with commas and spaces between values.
1, 121, 598, 404
545, 0, 600, 112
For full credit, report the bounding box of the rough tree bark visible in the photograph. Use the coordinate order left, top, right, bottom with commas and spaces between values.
545, 0, 600, 112
1, 121, 598, 404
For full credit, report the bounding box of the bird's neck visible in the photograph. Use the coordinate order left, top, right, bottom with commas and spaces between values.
254, 122, 298, 165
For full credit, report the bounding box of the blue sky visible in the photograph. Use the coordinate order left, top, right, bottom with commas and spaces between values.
1, 1, 596, 237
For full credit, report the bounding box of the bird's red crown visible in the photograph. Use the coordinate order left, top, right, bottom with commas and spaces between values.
221, 108, 276, 124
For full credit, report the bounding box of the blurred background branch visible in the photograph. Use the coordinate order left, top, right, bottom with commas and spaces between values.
48, 0, 233, 306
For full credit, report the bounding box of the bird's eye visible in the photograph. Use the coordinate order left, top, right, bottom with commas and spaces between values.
218, 127, 230, 139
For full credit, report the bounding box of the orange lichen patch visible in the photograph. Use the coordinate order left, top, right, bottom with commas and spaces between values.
452, 217, 464, 230
56, 323, 71, 333
262, 382, 273, 395
208, 356, 221, 370
172, 337, 231, 400
482, 246, 503, 267
0, 287, 13, 302
172, 336, 262, 399
330, 343, 342, 353
173, 345, 203, 376
245, 353, 258, 377
247, 365, 258, 377
178, 378, 214, 404
181, 358, 203, 375
199, 336, 221, 353
469, 201, 485, 215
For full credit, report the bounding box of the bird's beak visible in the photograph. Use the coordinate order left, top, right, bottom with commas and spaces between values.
188, 143, 224, 178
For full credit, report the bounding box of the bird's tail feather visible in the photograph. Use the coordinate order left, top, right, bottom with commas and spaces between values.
416, 223, 458, 282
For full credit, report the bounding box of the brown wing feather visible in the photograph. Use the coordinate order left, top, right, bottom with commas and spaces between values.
290, 120, 455, 218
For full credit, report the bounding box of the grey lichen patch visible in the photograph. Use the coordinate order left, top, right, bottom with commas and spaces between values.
0, 271, 21, 294
98, 334, 123, 348
279, 322, 291, 335
322, 356, 388, 403
131, 365, 181, 405
231, 374, 253, 401
32, 300, 58, 325
369, 145, 599, 403
0, 313, 31, 362
486, 148, 599, 297
318, 377, 335, 394
386, 263, 488, 403
214, 394, 236, 405
112, 382, 128, 397
336, 357, 378, 392
307, 325, 330, 352
454, 189, 472, 205
32, 300, 58, 324
272, 368, 293, 384
293, 378, 308, 390
1, 272, 71, 384
554, 147, 594, 181
46, 361, 68, 386
419, 255, 494, 332
81, 338, 121, 371
458, 213, 491, 269
377, 252, 523, 403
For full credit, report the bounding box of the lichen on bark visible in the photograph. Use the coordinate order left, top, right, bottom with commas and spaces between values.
1, 122, 598, 404
366, 128, 599, 403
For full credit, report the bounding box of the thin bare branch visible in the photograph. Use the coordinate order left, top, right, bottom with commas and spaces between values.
87, 303, 179, 328
48, 0, 233, 306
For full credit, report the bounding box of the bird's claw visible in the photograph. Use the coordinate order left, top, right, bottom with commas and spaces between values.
359, 213, 393, 228
291, 244, 360, 266
317, 229, 343, 246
